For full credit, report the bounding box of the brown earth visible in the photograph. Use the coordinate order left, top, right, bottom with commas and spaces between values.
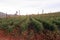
0, 29, 60, 40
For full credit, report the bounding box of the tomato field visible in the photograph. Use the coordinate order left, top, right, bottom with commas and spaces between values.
0, 12, 60, 40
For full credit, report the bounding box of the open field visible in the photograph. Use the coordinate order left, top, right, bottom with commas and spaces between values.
0, 12, 60, 40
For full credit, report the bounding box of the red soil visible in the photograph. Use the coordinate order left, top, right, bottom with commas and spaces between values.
0, 29, 60, 40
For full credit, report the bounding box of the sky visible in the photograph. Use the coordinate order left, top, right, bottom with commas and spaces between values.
0, 0, 60, 15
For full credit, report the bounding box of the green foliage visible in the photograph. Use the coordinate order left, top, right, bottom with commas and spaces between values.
34, 18, 58, 31
7, 25, 15, 33
20, 18, 29, 32
1, 22, 8, 29
52, 20, 60, 30
31, 17, 44, 33
0, 13, 60, 34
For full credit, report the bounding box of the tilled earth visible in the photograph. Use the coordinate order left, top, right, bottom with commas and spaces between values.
0, 29, 60, 40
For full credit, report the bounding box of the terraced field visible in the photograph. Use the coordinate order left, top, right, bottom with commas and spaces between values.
0, 12, 60, 40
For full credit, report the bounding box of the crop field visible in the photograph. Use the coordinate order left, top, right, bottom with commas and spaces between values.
0, 12, 60, 40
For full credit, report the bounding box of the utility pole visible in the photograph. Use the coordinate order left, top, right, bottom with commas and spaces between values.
15, 11, 18, 16
6, 12, 7, 18
19, 10, 20, 15
42, 9, 44, 14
